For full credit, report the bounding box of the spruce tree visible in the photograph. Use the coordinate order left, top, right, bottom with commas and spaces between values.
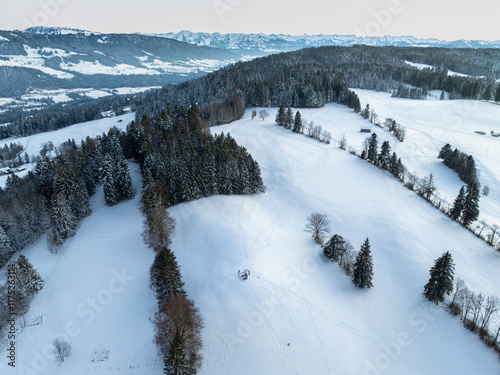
275, 105, 286, 127
463, 155, 477, 185
423, 252, 455, 304
361, 104, 371, 119
367, 133, 379, 164
115, 157, 133, 201
293, 111, 302, 133
150, 248, 186, 307
101, 153, 118, 206
378, 141, 391, 170
71, 179, 92, 219
285, 107, 294, 129
495, 86, 500, 103
450, 186, 466, 221
0, 226, 13, 266
462, 183, 480, 226
438, 143, 453, 161
50, 193, 77, 247
323, 234, 346, 262
163, 331, 195, 375
352, 239, 374, 289
12, 254, 44, 315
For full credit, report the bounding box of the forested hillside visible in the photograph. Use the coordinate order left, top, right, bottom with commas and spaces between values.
2, 45, 500, 139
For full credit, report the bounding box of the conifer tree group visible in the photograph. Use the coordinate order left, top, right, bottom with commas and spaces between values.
101, 134, 133, 206
438, 144, 478, 186
450, 184, 480, 226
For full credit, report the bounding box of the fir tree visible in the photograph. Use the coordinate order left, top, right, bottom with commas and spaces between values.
361, 104, 371, 119
6, 174, 21, 188
293, 111, 302, 133
163, 331, 195, 375
101, 153, 118, 205
495, 86, 500, 103
150, 248, 186, 307
275, 105, 286, 127
115, 157, 133, 201
463, 155, 478, 185
367, 133, 379, 164
378, 141, 391, 170
462, 182, 480, 226
12, 254, 44, 315
423, 251, 455, 304
438, 143, 453, 160
352, 238, 374, 289
285, 107, 294, 129
0, 226, 13, 266
450, 186, 466, 221
71, 179, 92, 219
50, 193, 77, 247
323, 234, 346, 262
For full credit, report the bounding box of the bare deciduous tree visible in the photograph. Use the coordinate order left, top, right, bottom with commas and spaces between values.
143, 206, 176, 252
304, 213, 330, 245
154, 295, 204, 373
52, 339, 72, 364
479, 295, 498, 332
258, 110, 269, 121
339, 134, 347, 150
450, 277, 466, 310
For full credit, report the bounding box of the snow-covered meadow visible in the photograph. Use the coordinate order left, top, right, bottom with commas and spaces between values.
2, 95, 500, 374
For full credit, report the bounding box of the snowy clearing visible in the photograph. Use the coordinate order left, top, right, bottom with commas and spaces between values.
352, 89, 500, 231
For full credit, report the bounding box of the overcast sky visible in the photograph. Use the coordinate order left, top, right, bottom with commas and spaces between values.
5, 0, 500, 41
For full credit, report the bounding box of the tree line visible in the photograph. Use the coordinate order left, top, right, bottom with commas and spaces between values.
3, 45, 500, 141
141, 171, 203, 375
0, 126, 136, 267
424, 252, 500, 357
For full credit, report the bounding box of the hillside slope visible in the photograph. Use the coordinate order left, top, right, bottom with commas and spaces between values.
2, 102, 500, 374
169, 107, 500, 374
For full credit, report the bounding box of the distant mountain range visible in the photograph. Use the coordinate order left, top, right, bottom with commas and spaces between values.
0, 27, 237, 98
151, 30, 500, 52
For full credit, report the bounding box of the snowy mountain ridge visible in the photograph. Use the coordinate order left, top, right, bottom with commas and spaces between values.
22, 26, 102, 36
152, 30, 500, 51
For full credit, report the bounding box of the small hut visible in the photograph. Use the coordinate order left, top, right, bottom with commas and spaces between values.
360, 125, 372, 133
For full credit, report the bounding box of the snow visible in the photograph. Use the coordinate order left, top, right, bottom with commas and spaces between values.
141, 58, 234, 74
24, 45, 80, 59
59, 61, 160, 76
352, 89, 500, 231
0, 87, 161, 109
2, 98, 500, 374
165, 107, 500, 374
0, 162, 161, 374
0, 53, 75, 79
404, 60, 433, 70
0, 36, 9, 42
0, 113, 134, 188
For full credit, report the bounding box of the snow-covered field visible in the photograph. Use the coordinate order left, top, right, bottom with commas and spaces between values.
0, 113, 134, 188
0, 163, 162, 375
2, 97, 500, 374
352, 89, 500, 231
